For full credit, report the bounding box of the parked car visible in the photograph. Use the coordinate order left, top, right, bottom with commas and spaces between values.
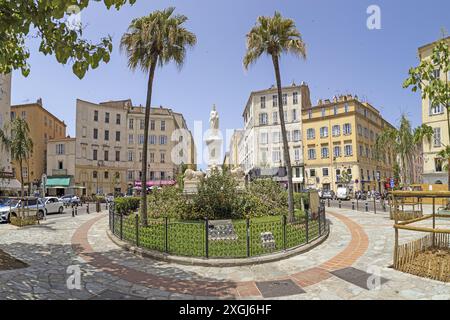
41, 197, 65, 215
0, 198, 46, 223
336, 187, 351, 200
59, 195, 81, 206
321, 190, 335, 200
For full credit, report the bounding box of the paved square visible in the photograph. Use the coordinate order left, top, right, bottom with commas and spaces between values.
331, 267, 389, 290
90, 290, 145, 300
255, 279, 305, 298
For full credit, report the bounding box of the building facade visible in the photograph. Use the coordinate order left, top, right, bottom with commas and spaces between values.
46, 137, 77, 196
0, 73, 12, 174
240, 82, 311, 191
11, 99, 67, 192
302, 95, 395, 193
420, 36, 450, 185
75, 99, 195, 195
224, 129, 244, 168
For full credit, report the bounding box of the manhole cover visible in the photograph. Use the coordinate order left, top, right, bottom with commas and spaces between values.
331, 267, 389, 290
255, 279, 305, 298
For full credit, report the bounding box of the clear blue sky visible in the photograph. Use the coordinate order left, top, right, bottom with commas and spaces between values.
11, 0, 450, 140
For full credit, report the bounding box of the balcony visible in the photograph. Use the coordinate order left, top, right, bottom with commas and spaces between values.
52, 169, 67, 176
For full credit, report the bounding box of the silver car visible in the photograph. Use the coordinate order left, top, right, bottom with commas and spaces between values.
41, 197, 65, 215
0, 198, 46, 223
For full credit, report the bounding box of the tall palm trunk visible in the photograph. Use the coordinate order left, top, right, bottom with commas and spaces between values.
140, 59, 157, 226
272, 54, 295, 221
447, 108, 450, 191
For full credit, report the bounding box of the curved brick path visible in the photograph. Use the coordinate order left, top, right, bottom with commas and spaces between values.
71, 211, 369, 298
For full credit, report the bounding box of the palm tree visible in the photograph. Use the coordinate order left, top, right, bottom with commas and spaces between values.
0, 118, 33, 216
437, 146, 450, 190
120, 7, 196, 225
243, 12, 306, 222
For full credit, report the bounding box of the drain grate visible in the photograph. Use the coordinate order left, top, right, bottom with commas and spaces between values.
255, 279, 305, 298
331, 267, 389, 290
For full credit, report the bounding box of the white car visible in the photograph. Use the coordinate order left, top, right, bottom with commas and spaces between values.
42, 197, 65, 214
336, 187, 350, 200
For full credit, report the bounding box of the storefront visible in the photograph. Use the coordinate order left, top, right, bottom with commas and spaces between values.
45, 176, 74, 197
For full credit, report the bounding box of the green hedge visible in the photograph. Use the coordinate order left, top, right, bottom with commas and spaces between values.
114, 197, 140, 214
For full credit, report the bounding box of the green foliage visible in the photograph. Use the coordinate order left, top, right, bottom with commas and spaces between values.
294, 192, 309, 210
114, 197, 140, 214
245, 179, 288, 216
147, 186, 187, 219
0, 0, 137, 78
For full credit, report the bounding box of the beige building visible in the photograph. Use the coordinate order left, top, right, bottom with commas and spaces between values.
224, 129, 244, 168
0, 73, 12, 174
419, 36, 450, 185
75, 99, 195, 195
11, 99, 67, 192
240, 82, 311, 191
45, 137, 77, 196
302, 95, 395, 193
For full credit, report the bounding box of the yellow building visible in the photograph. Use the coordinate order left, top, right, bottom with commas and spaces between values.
11, 99, 66, 192
419, 36, 450, 185
302, 95, 394, 193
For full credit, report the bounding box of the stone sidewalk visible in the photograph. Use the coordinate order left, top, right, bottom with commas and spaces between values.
0, 209, 449, 300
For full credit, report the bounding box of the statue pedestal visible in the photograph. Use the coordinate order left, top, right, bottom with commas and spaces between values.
183, 180, 200, 194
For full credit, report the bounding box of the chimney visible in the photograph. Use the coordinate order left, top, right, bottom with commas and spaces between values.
37, 98, 43, 106
333, 96, 338, 103
300, 83, 312, 109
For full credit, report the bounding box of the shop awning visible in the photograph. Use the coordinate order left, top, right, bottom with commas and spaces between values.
46, 177, 71, 188
0, 178, 21, 190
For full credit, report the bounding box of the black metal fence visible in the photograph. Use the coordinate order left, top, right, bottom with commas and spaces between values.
109, 204, 328, 259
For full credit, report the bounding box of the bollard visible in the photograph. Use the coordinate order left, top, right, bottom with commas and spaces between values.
356, 198, 359, 211
352, 201, 355, 210
382, 200, 386, 212
373, 197, 377, 214
365, 202, 369, 212
106, 202, 109, 210
87, 203, 90, 214
71, 206, 75, 217
75, 206, 78, 216
327, 199, 330, 207
96, 201, 100, 213
338, 200, 342, 208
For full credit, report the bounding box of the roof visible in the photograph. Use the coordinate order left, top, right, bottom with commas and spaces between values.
418, 36, 450, 53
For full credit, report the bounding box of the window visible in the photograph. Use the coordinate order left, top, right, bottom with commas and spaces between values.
160, 153, 165, 163
116, 114, 121, 125
161, 120, 166, 131
105, 112, 110, 123
293, 92, 298, 105
370, 130, 374, 141
150, 120, 155, 130
272, 112, 278, 124
115, 151, 120, 162
272, 131, 281, 143
359, 145, 364, 156
286, 131, 291, 142
93, 128, 98, 139
310, 169, 316, 177
161, 172, 166, 180
321, 147, 329, 159
343, 123, 352, 135
272, 150, 281, 162
150, 152, 155, 163
332, 125, 340, 137
321, 108, 326, 117
307, 128, 315, 140
333, 146, 341, 157
320, 126, 328, 138
322, 168, 329, 176
364, 127, 369, 138
58, 161, 63, 170
82, 126, 87, 138
365, 146, 370, 158
282, 93, 287, 106
283, 111, 288, 122
128, 134, 134, 144
435, 158, 443, 172
308, 148, 316, 160
93, 150, 98, 161
308, 109, 312, 119
56, 144, 65, 155
430, 100, 444, 115
344, 145, 353, 156
293, 130, 301, 142
259, 113, 268, 125
433, 127, 441, 147
94, 110, 98, 121
272, 95, 278, 107
260, 132, 268, 144
292, 109, 298, 121
115, 131, 121, 142
127, 171, 134, 181
344, 103, 349, 113
294, 148, 301, 161
150, 135, 157, 145
357, 124, 363, 135
128, 151, 133, 162
104, 150, 109, 161
129, 118, 134, 130
150, 171, 155, 180
138, 134, 145, 145
433, 69, 440, 79
333, 105, 338, 115
260, 96, 266, 108
93, 171, 97, 179
160, 135, 167, 145
104, 171, 109, 179
104, 130, 109, 141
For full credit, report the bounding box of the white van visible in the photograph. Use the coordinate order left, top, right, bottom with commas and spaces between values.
336, 187, 350, 200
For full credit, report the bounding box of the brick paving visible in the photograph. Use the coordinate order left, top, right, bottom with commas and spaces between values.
0, 208, 449, 300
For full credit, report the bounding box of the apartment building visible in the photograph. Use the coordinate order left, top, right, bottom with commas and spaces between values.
0, 74, 12, 173
240, 82, 311, 191
75, 99, 195, 195
302, 95, 395, 193
224, 129, 244, 168
11, 99, 67, 191
419, 36, 450, 185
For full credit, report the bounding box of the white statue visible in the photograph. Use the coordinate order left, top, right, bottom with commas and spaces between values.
209, 104, 219, 130
184, 169, 205, 181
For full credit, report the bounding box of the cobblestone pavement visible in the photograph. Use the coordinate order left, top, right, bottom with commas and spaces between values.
0, 208, 449, 300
